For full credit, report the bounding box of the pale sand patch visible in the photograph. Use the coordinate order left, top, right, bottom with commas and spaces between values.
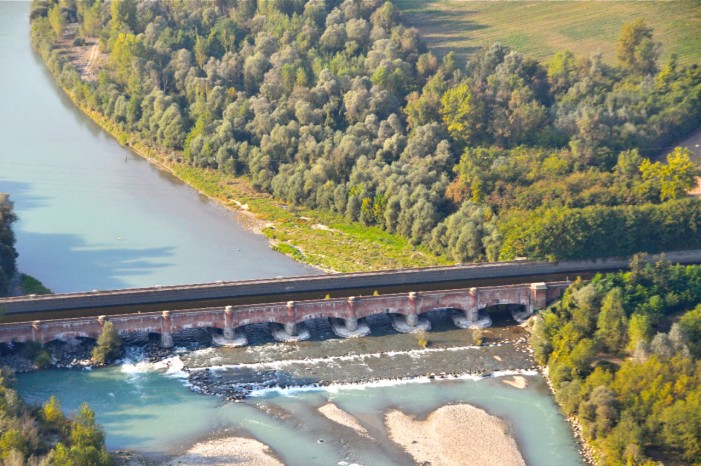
386, 404, 525, 466
162, 437, 282, 466
311, 223, 335, 232
318, 403, 371, 439
502, 375, 528, 389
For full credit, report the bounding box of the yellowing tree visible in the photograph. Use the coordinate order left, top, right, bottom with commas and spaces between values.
616, 19, 660, 75
440, 82, 475, 146
640, 147, 698, 201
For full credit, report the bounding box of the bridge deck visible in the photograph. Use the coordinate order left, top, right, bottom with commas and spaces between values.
1, 250, 699, 321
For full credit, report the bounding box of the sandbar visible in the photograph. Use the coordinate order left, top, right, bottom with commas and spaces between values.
386, 404, 525, 466
161, 437, 282, 466
318, 403, 371, 438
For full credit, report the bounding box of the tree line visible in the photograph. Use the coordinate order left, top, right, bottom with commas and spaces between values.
29, 0, 701, 263
532, 256, 701, 465
0, 195, 18, 297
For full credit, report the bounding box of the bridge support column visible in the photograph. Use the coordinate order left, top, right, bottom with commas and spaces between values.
223, 306, 235, 340
452, 288, 491, 329
392, 292, 431, 333
529, 282, 548, 315
345, 296, 358, 331
32, 320, 42, 344
284, 301, 297, 336
406, 292, 419, 327
160, 311, 174, 348
466, 287, 478, 322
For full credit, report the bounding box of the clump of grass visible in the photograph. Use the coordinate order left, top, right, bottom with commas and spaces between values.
473, 328, 484, 346
417, 330, 429, 349
272, 243, 304, 261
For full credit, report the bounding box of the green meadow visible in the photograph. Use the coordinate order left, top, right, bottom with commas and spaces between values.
395, 0, 701, 66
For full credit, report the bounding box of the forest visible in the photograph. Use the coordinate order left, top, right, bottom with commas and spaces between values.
0, 195, 18, 297
532, 256, 701, 465
28, 0, 700, 264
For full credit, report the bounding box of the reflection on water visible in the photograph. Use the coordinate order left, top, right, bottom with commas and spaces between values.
0, 2, 318, 293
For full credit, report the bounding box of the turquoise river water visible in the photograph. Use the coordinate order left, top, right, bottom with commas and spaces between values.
2, 3, 584, 464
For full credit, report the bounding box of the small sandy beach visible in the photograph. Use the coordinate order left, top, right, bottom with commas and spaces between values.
386, 404, 526, 466
161, 437, 282, 466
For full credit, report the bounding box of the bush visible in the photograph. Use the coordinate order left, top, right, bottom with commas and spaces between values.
91, 321, 121, 365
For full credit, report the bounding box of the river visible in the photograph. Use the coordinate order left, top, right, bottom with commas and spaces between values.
0, 2, 318, 294
2, 3, 584, 465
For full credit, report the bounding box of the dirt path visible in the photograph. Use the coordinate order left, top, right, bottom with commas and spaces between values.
82, 43, 99, 79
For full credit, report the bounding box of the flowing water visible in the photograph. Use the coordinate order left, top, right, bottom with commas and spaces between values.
17, 353, 584, 465
2, 3, 584, 464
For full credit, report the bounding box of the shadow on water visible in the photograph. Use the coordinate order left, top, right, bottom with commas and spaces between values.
18, 229, 175, 291
0, 180, 49, 211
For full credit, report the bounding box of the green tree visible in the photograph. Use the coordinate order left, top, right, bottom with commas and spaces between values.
0, 194, 18, 297
42, 395, 67, 430
91, 321, 121, 364
639, 147, 698, 201
110, 0, 137, 34
595, 288, 628, 353
616, 19, 660, 75
626, 313, 652, 353
48, 4, 66, 38
679, 305, 701, 358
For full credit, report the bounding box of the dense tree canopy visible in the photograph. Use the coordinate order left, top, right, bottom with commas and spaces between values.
533, 257, 701, 465
0, 195, 18, 296
29, 0, 701, 263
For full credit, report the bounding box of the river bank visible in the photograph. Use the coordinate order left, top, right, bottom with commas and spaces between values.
32, 31, 449, 274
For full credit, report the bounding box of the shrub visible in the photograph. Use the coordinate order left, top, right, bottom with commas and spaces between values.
91, 321, 121, 365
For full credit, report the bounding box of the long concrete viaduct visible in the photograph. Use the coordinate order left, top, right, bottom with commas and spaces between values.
0, 282, 569, 347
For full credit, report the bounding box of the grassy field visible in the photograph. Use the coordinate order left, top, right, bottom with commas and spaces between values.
395, 0, 701, 66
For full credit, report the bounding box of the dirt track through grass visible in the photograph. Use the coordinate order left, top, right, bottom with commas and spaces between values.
395, 0, 701, 66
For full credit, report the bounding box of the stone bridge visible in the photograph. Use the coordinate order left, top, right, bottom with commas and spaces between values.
0, 282, 569, 347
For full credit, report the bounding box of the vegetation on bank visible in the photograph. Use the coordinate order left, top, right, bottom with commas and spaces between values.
18, 275, 51, 296
532, 257, 701, 465
395, 0, 701, 67
29, 0, 701, 270
0, 369, 111, 465
0, 195, 18, 297
91, 321, 122, 365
